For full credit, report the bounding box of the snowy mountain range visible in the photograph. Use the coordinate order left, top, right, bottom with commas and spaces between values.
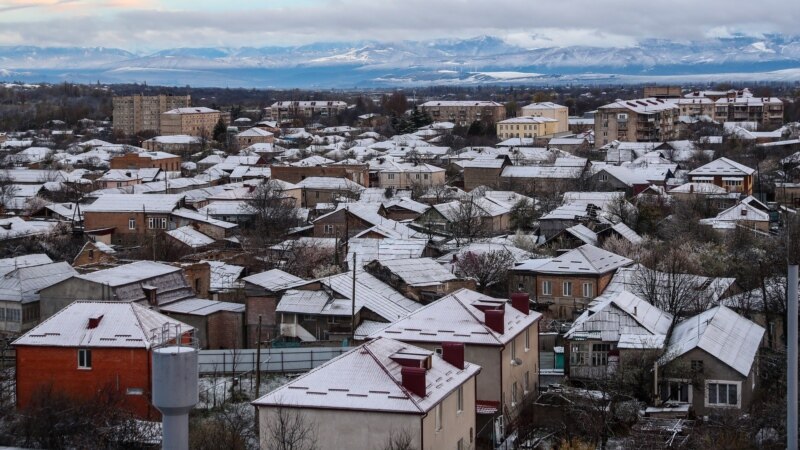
1, 35, 799, 88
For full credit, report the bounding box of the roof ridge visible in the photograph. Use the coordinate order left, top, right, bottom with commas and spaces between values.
451, 290, 504, 344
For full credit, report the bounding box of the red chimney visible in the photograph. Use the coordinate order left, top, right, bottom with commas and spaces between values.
441, 342, 465, 370
510, 292, 530, 315
401, 366, 427, 397
485, 309, 505, 334
87, 314, 104, 329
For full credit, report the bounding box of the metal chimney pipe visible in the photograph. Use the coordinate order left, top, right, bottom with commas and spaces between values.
788, 264, 798, 450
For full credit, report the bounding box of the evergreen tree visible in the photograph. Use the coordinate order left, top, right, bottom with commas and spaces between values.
212, 118, 227, 143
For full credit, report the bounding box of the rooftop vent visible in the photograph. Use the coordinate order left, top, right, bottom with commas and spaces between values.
441, 342, 465, 370
510, 292, 530, 315
485, 309, 505, 334
401, 366, 427, 397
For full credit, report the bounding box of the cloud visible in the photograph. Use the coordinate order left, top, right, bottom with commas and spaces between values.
0, 0, 796, 50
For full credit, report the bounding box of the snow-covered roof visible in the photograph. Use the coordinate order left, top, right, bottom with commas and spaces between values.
160, 298, 244, 315
670, 182, 728, 195
237, 128, 273, 138
144, 135, 200, 145
0, 261, 77, 304
522, 102, 567, 110
565, 291, 672, 346
76, 261, 181, 287
320, 271, 423, 322
296, 176, 364, 192
253, 337, 480, 414
421, 100, 503, 107
166, 226, 216, 248
0, 217, 59, 241
14, 300, 193, 349
243, 269, 304, 292
563, 224, 599, 246
347, 238, 427, 268
688, 157, 754, 177
501, 166, 582, 179
0, 254, 52, 276
275, 290, 337, 315
83, 194, 183, 213
514, 244, 632, 275
599, 98, 678, 114
498, 116, 558, 124
163, 107, 219, 114
372, 288, 541, 346
662, 306, 764, 377
371, 257, 457, 287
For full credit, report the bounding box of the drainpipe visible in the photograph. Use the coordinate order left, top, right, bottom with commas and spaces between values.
788, 264, 798, 450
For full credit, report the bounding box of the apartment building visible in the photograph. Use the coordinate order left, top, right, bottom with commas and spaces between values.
684, 88, 784, 129
160, 107, 224, 137
496, 116, 559, 140
520, 102, 569, 133
254, 337, 480, 450
112, 94, 190, 135
643, 86, 682, 99
110, 151, 182, 172
265, 100, 348, 121
420, 101, 506, 126
595, 98, 679, 146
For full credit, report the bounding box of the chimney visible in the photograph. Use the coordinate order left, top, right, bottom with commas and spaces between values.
689, 184, 694, 194
510, 292, 530, 315
87, 314, 104, 329
441, 342, 465, 370
401, 366, 427, 397
485, 309, 505, 334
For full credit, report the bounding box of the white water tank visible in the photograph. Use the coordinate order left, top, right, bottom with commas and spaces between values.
152, 345, 198, 450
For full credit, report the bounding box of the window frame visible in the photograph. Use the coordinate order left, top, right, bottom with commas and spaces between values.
435, 402, 443, 431
541, 280, 552, 296
456, 386, 464, 414
128, 218, 136, 230
582, 283, 593, 298
78, 348, 92, 370
705, 380, 741, 408
562, 281, 573, 297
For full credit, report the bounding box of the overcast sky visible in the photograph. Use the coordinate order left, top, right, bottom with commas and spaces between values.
0, 0, 795, 52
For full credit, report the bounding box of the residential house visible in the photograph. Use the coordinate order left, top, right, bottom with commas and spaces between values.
296, 177, 364, 208
365, 257, 475, 303
687, 157, 755, 196
511, 244, 633, 319
14, 301, 193, 420
72, 240, 118, 267
658, 306, 764, 416
37, 260, 196, 320
159, 298, 244, 349
111, 151, 182, 172
0, 255, 77, 335
461, 156, 512, 191
538, 192, 633, 239
564, 291, 672, 380
499, 165, 584, 196
242, 269, 310, 346
265, 101, 348, 121
235, 127, 274, 148
371, 289, 541, 443
81, 194, 185, 244
270, 163, 369, 187
141, 135, 202, 156
699, 196, 773, 232
413, 197, 512, 237
253, 337, 480, 450
369, 159, 446, 189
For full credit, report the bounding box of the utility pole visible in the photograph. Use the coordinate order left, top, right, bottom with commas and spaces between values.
255, 315, 262, 399
788, 264, 798, 450
351, 252, 357, 344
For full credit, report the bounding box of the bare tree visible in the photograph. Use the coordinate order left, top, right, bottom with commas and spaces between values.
0, 170, 18, 210
382, 428, 417, 450
190, 402, 256, 450
633, 245, 704, 318
262, 405, 318, 450
454, 249, 516, 294
449, 198, 487, 245
243, 180, 302, 246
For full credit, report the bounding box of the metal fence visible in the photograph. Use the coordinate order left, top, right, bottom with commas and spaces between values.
197, 347, 351, 375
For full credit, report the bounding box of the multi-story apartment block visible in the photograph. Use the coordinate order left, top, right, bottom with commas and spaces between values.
420, 100, 506, 126
265, 101, 348, 121
160, 107, 224, 137
594, 98, 679, 146
520, 102, 569, 133
684, 88, 784, 129
643, 85, 682, 99
112, 94, 190, 135
496, 116, 559, 140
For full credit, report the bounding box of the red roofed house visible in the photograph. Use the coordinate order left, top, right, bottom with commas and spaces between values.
14, 301, 194, 420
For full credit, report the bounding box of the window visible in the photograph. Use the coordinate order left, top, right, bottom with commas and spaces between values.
562, 281, 572, 297
511, 339, 517, 360
6, 309, 19, 322
148, 217, 168, 229
435, 403, 443, 431
599, 173, 608, 182
423, 174, 429, 180
542, 280, 552, 296
78, 349, 92, 369
517, 282, 524, 291
512, 382, 518, 405
128, 218, 136, 230
324, 224, 334, 235
315, 191, 320, 199
434, 347, 443, 356
591, 343, 610, 366
525, 328, 530, 351
583, 283, 593, 298
457, 438, 464, 450
661, 380, 691, 403
524, 371, 530, 392
570, 343, 588, 366
456, 386, 464, 413
691, 360, 704, 373
327, 316, 337, 324
126, 387, 144, 395
706, 381, 740, 408
387, 173, 395, 180
415, 174, 420, 180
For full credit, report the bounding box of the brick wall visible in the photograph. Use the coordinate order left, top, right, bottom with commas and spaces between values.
16, 346, 158, 420
207, 311, 244, 350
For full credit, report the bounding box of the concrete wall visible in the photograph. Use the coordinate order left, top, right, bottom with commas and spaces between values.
39, 279, 106, 320
672, 347, 756, 417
